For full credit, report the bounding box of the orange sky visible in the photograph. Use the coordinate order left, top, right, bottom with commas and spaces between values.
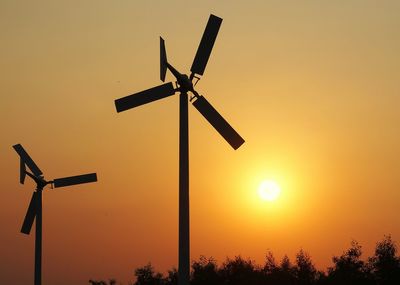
1, 1, 400, 284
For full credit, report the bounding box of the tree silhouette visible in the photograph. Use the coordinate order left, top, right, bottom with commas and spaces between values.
263, 251, 278, 275
133, 263, 164, 285
89, 279, 117, 285
164, 268, 178, 285
326, 240, 373, 285
89, 235, 400, 285
262, 251, 279, 285
191, 256, 220, 285
219, 256, 261, 285
276, 254, 297, 285
368, 235, 400, 285
295, 249, 318, 285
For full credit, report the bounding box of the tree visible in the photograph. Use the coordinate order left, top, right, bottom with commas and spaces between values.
295, 249, 318, 285
369, 235, 400, 285
89, 281, 107, 285
327, 240, 373, 285
276, 255, 296, 285
163, 268, 178, 285
219, 255, 260, 285
133, 263, 164, 285
89, 279, 117, 285
262, 254, 297, 285
191, 256, 220, 285
263, 251, 278, 275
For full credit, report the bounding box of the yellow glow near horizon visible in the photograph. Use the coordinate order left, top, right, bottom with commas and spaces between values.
258, 180, 281, 202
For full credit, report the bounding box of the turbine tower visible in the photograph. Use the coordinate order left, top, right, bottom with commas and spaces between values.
114, 14, 244, 285
13, 144, 98, 285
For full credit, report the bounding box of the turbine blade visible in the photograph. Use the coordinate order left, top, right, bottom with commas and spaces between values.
115, 82, 176, 112
53, 173, 97, 188
21, 192, 38, 235
20, 159, 26, 184
12, 144, 43, 177
190, 14, 222, 76
160, 37, 168, 82
192, 95, 245, 150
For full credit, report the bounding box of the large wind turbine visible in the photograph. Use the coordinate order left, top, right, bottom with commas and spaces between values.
114, 14, 244, 285
13, 144, 98, 285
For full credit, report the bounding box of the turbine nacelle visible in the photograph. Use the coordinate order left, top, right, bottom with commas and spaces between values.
167, 64, 194, 93
175, 73, 194, 94
25, 171, 49, 190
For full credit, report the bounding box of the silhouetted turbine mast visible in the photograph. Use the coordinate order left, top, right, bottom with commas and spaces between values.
114, 14, 244, 285
13, 144, 97, 285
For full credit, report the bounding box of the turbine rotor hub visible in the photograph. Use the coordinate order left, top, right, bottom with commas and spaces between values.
176, 73, 194, 94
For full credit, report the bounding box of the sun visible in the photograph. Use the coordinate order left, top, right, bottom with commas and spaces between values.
258, 180, 281, 202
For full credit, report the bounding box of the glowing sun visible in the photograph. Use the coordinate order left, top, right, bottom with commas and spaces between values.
258, 180, 281, 201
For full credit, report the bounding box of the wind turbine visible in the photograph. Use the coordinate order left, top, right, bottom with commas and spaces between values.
13, 144, 98, 285
114, 14, 245, 285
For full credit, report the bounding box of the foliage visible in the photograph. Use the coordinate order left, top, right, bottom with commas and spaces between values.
219, 255, 260, 285
295, 249, 318, 285
368, 235, 400, 285
133, 263, 164, 285
89, 279, 117, 285
89, 235, 400, 285
191, 256, 220, 285
326, 240, 373, 285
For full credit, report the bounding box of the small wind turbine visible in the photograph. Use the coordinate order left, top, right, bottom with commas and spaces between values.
13, 144, 98, 285
114, 14, 244, 285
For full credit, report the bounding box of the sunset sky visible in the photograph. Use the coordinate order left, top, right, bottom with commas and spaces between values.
1, 1, 400, 284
